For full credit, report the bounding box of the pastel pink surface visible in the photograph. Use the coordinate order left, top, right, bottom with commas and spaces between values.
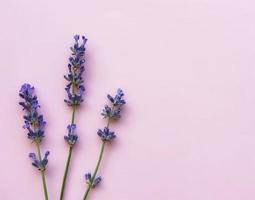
0, 0, 255, 199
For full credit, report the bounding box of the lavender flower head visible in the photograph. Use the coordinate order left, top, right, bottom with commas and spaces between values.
101, 88, 126, 120
97, 127, 116, 141
85, 173, 102, 188
29, 151, 50, 171
19, 84, 46, 142
19, 83, 50, 170
99, 89, 126, 141
64, 123, 78, 146
64, 35, 87, 106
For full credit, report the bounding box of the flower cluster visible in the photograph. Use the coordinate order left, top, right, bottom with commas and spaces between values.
29, 151, 50, 171
101, 89, 126, 119
64, 35, 87, 106
64, 123, 78, 146
85, 173, 102, 188
97, 127, 116, 141
19, 84, 46, 143
19, 83, 50, 171
99, 89, 126, 142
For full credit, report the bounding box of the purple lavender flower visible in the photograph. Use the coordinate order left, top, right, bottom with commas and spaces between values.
85, 173, 102, 188
92, 176, 102, 188
99, 89, 126, 140
101, 89, 126, 119
85, 173, 92, 184
19, 84, 46, 143
97, 127, 116, 141
64, 123, 78, 146
19, 83, 50, 168
64, 35, 87, 106
107, 89, 126, 106
29, 151, 50, 171
19, 84, 40, 110
101, 105, 121, 119
19, 83, 49, 199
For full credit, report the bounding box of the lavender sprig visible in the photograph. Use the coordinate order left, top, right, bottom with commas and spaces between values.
19, 83, 49, 200
83, 89, 126, 200
60, 35, 87, 200
29, 151, 50, 171
64, 124, 78, 146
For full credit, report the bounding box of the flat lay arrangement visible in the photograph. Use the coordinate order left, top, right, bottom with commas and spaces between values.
18, 35, 126, 200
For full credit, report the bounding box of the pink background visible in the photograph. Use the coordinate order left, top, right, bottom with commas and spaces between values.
0, 0, 255, 199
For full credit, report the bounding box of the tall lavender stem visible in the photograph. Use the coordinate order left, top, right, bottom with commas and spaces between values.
60, 35, 87, 200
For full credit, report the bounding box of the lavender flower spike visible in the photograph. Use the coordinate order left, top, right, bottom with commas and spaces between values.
97, 127, 116, 141
83, 89, 126, 200
19, 83, 49, 200
101, 88, 126, 119
29, 151, 50, 171
64, 35, 87, 106
19, 84, 46, 143
63, 35, 87, 147
64, 123, 78, 146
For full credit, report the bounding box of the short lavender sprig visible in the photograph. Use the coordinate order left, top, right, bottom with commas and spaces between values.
60, 35, 87, 200
19, 83, 49, 200
83, 89, 126, 200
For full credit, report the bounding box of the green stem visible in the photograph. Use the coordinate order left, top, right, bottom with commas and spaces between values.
83, 141, 106, 200
36, 142, 49, 200
71, 105, 76, 124
60, 146, 73, 200
83, 115, 111, 200
60, 105, 76, 200
41, 171, 48, 200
